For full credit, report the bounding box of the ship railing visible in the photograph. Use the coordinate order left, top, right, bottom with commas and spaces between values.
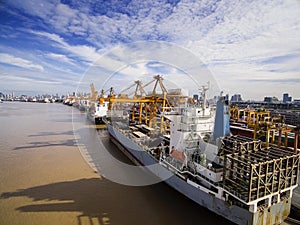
178, 128, 213, 133
160, 157, 223, 190
180, 117, 214, 123
162, 156, 183, 170
114, 126, 139, 142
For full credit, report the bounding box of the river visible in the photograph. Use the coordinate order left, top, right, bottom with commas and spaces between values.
0, 101, 289, 225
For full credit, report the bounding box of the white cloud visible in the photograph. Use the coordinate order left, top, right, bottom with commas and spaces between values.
31, 31, 101, 63
185, 0, 300, 60
31, 31, 65, 45
0, 73, 61, 85
0, 53, 44, 71
0, 73, 75, 95
178, 0, 300, 99
45, 53, 75, 64
7, 0, 56, 20
3, 0, 300, 98
49, 3, 78, 33
66, 45, 101, 62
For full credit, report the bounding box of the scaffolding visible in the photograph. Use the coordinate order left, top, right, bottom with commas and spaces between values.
218, 135, 261, 156
221, 136, 300, 204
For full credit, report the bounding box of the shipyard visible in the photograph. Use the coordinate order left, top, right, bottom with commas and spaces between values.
1, 1, 300, 225
1, 74, 300, 225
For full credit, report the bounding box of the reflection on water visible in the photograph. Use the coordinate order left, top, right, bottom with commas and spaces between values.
0, 102, 234, 225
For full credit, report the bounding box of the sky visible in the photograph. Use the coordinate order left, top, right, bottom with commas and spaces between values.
0, 0, 299, 100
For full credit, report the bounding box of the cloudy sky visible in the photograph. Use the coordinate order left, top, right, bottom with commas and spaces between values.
0, 0, 299, 100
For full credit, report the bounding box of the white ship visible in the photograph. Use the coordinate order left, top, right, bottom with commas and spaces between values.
87, 100, 109, 124
102, 76, 299, 225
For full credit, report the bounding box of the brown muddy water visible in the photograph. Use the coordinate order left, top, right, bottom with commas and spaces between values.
0, 101, 289, 225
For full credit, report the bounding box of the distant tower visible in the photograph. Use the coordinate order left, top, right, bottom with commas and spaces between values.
283, 93, 292, 103
264, 97, 272, 102
231, 94, 242, 102
283, 93, 288, 103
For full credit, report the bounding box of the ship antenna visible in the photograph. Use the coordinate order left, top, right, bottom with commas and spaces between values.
200, 82, 209, 110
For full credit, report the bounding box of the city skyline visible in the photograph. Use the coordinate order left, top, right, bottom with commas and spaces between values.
0, 0, 300, 100
1, 89, 299, 103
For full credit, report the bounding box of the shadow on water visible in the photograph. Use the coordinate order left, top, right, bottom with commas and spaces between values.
0, 178, 234, 225
13, 139, 77, 150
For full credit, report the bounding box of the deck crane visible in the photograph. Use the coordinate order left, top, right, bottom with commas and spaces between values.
100, 75, 180, 132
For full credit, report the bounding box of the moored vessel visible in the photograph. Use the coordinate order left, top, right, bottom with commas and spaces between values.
101, 75, 299, 225
87, 100, 109, 125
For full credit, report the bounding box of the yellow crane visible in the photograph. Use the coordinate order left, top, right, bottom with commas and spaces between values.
99, 75, 181, 132
229, 106, 299, 151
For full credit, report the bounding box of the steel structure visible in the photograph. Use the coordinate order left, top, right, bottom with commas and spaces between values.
100, 75, 178, 131
229, 106, 300, 151
220, 136, 299, 211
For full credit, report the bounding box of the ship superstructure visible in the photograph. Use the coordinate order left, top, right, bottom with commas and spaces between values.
101, 75, 299, 225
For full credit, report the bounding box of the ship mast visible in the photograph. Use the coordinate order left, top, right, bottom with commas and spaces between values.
200, 82, 209, 113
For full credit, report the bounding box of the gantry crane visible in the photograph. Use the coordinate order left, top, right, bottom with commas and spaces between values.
229, 106, 299, 151
99, 75, 187, 132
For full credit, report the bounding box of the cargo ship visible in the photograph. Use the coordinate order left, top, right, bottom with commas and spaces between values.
102, 75, 299, 225
86, 100, 109, 124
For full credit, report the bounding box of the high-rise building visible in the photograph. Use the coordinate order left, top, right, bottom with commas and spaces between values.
264, 96, 279, 103
283, 93, 292, 103
231, 94, 242, 102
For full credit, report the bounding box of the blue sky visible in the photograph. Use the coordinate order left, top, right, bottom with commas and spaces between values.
0, 0, 299, 100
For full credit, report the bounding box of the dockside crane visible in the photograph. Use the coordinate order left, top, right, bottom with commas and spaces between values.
101, 75, 180, 132
229, 106, 299, 151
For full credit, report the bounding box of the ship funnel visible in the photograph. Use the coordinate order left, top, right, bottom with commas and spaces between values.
213, 96, 230, 141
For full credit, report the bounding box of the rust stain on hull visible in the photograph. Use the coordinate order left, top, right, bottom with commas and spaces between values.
255, 199, 291, 225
